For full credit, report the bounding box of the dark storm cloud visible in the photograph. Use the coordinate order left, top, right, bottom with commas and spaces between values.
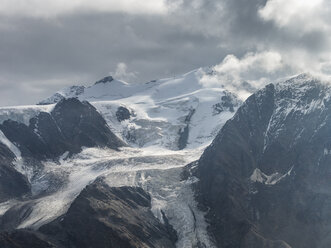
0, 11, 226, 105
0, 0, 330, 106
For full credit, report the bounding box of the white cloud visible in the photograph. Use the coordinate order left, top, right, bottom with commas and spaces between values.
200, 48, 331, 100
112, 63, 138, 82
0, 0, 169, 18
214, 51, 283, 75
259, 0, 328, 32
200, 51, 285, 100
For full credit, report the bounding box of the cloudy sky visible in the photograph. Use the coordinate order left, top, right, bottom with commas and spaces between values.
0, 0, 330, 106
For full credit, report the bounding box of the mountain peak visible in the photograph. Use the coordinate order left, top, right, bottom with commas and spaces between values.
282, 73, 320, 86
94, 76, 114, 85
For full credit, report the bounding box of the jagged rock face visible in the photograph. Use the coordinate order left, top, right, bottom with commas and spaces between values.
0, 98, 125, 160
40, 180, 177, 248
0, 120, 50, 160
29, 112, 68, 158
196, 75, 331, 248
0, 143, 30, 202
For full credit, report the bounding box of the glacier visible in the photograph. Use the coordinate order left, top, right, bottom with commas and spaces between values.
0, 68, 247, 247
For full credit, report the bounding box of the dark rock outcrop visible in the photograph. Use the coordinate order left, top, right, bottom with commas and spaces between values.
0, 143, 30, 203
196, 75, 331, 248
116, 106, 131, 122
94, 76, 114, 85
178, 108, 195, 150
0, 230, 55, 248
0, 119, 49, 161
0, 98, 125, 161
50, 98, 125, 153
212, 91, 240, 115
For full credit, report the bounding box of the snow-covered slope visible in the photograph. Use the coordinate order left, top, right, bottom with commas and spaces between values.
5, 146, 214, 247
0, 104, 54, 125
38, 68, 242, 150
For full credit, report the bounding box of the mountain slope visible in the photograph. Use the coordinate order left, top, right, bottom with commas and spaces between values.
0, 142, 30, 203
0, 98, 125, 162
196, 74, 331, 248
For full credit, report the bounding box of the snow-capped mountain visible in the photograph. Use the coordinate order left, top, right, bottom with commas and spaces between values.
1, 69, 330, 248
38, 68, 242, 150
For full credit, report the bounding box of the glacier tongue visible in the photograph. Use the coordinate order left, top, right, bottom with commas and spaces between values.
14, 146, 215, 247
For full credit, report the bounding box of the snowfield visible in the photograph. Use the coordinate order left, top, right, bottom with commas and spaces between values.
40, 68, 242, 150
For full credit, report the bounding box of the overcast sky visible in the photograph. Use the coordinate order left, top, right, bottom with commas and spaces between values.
0, 0, 330, 106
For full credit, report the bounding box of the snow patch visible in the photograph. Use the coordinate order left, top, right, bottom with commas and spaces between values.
250, 167, 293, 185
